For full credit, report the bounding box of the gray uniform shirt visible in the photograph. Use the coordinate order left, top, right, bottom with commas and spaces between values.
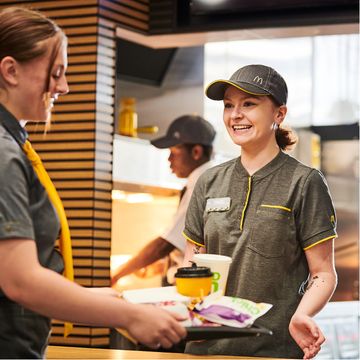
183, 151, 337, 358
0, 104, 63, 298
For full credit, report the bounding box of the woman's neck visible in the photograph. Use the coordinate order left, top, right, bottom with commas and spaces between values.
241, 144, 280, 176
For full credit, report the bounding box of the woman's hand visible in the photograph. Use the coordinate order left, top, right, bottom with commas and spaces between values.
126, 304, 187, 350
289, 313, 325, 359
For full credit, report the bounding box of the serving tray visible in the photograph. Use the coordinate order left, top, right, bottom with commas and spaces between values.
185, 323, 272, 341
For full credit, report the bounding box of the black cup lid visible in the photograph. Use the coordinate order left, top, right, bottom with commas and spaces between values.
175, 265, 213, 278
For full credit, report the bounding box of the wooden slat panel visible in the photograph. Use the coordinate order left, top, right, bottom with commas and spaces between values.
94, 190, 112, 200
94, 219, 111, 228
97, 55, 116, 67
56, 16, 98, 27
69, 55, 97, 64
46, 161, 95, 170
66, 74, 97, 82
0, 0, 98, 9
42, 7, 98, 18
40, 151, 95, 161
74, 268, 110, 276
53, 181, 95, 190
56, 94, 97, 103
108, 0, 149, 13
94, 210, 112, 220
68, 45, 97, 55
94, 200, 112, 210
92, 279, 110, 287
100, 0, 148, 21
97, 73, 115, 86
68, 36, 97, 46
51, 326, 110, 336
48, 173, 96, 182
33, 141, 96, 151
99, 7, 148, 31
64, 26, 98, 36
94, 181, 113, 191
58, 189, 111, 198
66, 209, 94, 218
51, 113, 96, 122
65, 64, 97, 74
93, 240, 112, 249
27, 122, 98, 133
97, 45, 115, 58
98, 26, 115, 39
94, 258, 111, 267
52, 103, 96, 111
98, 36, 116, 48
30, 132, 95, 141
47, 337, 91, 346
96, 103, 114, 114
68, 219, 111, 229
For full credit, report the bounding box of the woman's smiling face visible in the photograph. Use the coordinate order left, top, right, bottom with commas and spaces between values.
223, 85, 286, 152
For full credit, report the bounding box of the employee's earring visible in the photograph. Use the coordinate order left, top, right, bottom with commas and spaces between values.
273, 123, 279, 131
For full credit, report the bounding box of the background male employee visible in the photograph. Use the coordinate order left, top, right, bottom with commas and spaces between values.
111, 114, 216, 286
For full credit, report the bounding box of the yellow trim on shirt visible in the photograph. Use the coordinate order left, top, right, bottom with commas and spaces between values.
303, 235, 336, 251
261, 204, 292, 212
182, 231, 205, 247
240, 176, 252, 231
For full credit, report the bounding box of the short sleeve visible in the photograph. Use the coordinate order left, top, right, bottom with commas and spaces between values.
0, 145, 35, 240
297, 169, 337, 250
160, 195, 188, 252
183, 174, 207, 247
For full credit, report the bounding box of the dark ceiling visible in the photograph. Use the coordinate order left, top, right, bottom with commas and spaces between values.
172, 0, 359, 34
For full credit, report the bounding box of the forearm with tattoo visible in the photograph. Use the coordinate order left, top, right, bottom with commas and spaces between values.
305, 275, 325, 292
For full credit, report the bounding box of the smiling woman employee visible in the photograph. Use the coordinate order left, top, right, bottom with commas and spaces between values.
183, 65, 337, 359
0, 7, 185, 358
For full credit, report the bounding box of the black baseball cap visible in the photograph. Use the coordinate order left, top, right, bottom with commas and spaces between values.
151, 115, 216, 149
206, 64, 288, 105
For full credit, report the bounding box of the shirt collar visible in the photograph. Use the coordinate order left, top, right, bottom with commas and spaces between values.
0, 103, 28, 145
235, 151, 288, 180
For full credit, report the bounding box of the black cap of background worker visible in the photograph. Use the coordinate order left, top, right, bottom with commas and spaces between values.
151, 115, 216, 149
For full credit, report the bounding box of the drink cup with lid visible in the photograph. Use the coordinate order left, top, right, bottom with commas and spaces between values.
193, 254, 232, 294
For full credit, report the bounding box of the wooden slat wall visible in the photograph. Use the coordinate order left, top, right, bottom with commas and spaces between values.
0, 0, 149, 348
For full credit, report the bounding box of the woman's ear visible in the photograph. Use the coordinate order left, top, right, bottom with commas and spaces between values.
0, 56, 19, 86
275, 105, 287, 125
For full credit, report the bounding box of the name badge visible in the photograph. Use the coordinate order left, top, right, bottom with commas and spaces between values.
206, 197, 231, 212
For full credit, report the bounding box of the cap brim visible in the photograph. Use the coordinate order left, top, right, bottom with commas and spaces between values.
206, 80, 269, 100
150, 136, 182, 149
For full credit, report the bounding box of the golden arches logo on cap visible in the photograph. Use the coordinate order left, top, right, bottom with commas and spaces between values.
206, 64, 288, 105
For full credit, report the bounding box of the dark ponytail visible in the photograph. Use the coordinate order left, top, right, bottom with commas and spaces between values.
270, 95, 297, 151
275, 126, 297, 151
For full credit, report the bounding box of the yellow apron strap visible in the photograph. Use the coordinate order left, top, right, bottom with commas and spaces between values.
22, 140, 74, 337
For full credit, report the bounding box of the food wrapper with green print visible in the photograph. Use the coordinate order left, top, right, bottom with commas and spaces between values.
191, 291, 273, 328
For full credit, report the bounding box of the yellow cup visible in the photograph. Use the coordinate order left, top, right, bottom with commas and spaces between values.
175, 265, 213, 297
